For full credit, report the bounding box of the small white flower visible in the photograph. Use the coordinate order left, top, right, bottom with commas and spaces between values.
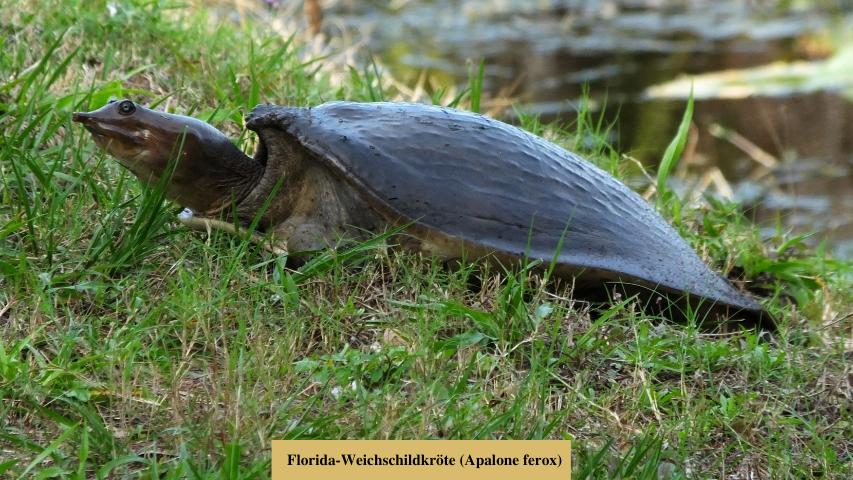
178, 208, 195, 220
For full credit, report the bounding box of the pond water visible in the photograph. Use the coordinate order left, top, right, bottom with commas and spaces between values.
300, 0, 853, 258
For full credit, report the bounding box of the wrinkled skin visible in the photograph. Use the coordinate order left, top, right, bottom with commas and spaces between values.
73, 100, 262, 214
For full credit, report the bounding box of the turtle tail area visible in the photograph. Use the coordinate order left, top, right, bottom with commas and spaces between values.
581, 282, 778, 332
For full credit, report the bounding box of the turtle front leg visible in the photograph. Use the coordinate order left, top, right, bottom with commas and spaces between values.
177, 209, 288, 255
271, 215, 338, 253
263, 165, 378, 259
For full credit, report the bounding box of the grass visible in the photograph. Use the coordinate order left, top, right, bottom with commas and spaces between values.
1, 0, 851, 478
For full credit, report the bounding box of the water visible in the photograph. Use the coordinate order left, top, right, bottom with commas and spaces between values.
294, 0, 853, 257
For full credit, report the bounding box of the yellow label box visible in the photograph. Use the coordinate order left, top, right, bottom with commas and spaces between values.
272, 440, 571, 480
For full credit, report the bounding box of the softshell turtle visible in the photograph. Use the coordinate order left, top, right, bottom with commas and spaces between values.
73, 99, 769, 327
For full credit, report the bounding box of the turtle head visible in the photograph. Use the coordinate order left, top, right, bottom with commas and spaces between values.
73, 100, 262, 214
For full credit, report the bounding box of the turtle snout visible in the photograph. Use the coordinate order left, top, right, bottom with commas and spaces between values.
72, 112, 91, 123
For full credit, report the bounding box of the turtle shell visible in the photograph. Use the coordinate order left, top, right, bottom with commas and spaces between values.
246, 101, 763, 316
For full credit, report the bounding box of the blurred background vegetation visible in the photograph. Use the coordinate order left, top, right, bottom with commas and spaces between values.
280, 0, 853, 259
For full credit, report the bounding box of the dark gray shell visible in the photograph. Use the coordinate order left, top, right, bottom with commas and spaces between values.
247, 101, 763, 315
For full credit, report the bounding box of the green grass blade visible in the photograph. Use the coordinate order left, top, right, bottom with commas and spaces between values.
95, 455, 149, 480
656, 86, 694, 207
0, 460, 19, 475
17, 424, 78, 479
469, 59, 485, 113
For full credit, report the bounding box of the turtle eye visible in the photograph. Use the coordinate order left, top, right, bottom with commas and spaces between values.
118, 100, 136, 116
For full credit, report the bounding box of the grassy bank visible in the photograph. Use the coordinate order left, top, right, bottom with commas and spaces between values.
1, 0, 851, 478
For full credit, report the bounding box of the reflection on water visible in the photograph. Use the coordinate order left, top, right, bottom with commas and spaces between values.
664, 93, 853, 259
303, 0, 853, 257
